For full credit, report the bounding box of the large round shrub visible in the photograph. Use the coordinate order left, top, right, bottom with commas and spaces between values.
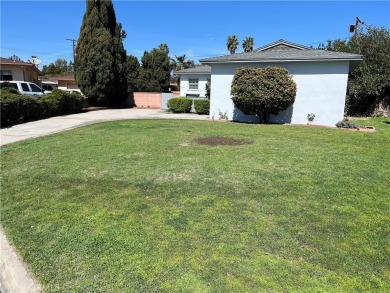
168, 97, 192, 113
231, 66, 297, 123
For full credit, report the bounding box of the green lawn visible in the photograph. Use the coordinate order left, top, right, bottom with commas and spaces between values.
1, 118, 389, 292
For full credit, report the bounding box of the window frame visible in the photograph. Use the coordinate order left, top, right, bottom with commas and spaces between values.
0, 70, 13, 81
188, 78, 199, 90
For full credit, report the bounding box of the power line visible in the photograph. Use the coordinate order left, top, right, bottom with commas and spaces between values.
66, 38, 77, 62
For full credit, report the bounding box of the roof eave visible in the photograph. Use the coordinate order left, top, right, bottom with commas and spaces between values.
174, 72, 210, 75
200, 57, 363, 64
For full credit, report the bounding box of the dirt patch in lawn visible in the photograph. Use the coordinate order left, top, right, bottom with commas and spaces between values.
196, 136, 253, 146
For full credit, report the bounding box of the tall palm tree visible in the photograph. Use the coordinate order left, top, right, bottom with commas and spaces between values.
227, 35, 239, 54
242, 37, 255, 52
171, 54, 195, 71
171, 54, 186, 71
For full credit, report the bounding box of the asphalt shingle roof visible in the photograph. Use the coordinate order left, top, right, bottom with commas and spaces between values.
200, 50, 363, 63
255, 39, 312, 51
200, 40, 363, 63
174, 65, 211, 75
0, 57, 42, 74
0, 57, 34, 66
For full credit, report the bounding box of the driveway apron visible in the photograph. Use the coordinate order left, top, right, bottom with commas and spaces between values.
0, 109, 208, 146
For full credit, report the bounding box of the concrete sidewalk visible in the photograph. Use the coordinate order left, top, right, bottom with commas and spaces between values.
0, 227, 43, 293
0, 108, 208, 146
0, 108, 208, 292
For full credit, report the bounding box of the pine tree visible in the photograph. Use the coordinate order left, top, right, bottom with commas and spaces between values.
75, 0, 128, 106
137, 47, 171, 92
126, 55, 140, 92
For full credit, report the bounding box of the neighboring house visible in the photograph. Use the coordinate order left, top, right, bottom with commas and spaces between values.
0, 57, 42, 85
48, 75, 82, 93
200, 39, 363, 127
174, 65, 211, 98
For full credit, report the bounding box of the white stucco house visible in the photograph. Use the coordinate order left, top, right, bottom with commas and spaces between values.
200, 39, 363, 127
174, 65, 211, 98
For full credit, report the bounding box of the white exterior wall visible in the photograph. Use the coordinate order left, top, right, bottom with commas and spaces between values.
179, 74, 210, 98
1, 65, 39, 83
1, 65, 23, 80
209, 61, 350, 127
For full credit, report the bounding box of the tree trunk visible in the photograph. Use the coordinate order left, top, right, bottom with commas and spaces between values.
257, 110, 270, 123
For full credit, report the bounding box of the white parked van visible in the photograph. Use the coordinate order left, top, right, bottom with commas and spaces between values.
0, 81, 44, 97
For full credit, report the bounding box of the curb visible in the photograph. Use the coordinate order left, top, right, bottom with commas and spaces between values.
0, 226, 42, 293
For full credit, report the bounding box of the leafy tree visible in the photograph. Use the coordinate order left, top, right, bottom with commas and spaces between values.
126, 55, 140, 92
242, 37, 255, 52
205, 80, 211, 99
231, 66, 297, 123
327, 26, 390, 115
227, 35, 239, 54
75, 0, 128, 106
171, 54, 195, 71
41, 58, 73, 77
158, 43, 169, 54
67, 61, 74, 73
137, 47, 171, 92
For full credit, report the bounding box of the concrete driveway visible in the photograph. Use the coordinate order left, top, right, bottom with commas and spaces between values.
0, 109, 208, 146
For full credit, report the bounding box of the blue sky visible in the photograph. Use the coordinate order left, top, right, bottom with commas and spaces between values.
1, 1, 389, 68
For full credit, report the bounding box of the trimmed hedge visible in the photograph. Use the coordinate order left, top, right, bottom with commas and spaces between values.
194, 99, 210, 115
40, 90, 83, 118
0, 89, 84, 127
1, 90, 41, 126
168, 97, 192, 113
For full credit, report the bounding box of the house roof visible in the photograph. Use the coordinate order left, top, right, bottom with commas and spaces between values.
48, 75, 75, 82
200, 39, 363, 64
255, 39, 312, 51
174, 65, 211, 75
0, 57, 42, 73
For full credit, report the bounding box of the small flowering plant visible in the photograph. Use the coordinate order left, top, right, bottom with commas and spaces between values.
307, 113, 315, 124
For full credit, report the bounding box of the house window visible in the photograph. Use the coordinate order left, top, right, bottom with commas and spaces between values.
0, 70, 13, 81
189, 78, 199, 90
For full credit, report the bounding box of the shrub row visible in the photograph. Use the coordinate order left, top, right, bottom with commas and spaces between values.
168, 97, 210, 115
1, 89, 84, 127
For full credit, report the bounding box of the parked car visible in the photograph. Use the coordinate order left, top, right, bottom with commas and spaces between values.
0, 81, 45, 97
41, 81, 58, 94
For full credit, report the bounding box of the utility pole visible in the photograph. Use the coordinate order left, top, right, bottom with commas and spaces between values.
66, 38, 77, 62
350, 17, 364, 38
